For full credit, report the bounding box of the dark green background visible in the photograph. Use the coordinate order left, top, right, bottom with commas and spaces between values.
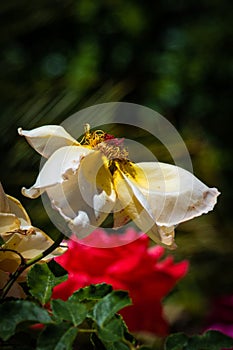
0, 0, 232, 334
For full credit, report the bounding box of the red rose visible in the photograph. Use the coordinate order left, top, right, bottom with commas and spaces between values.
53, 228, 188, 336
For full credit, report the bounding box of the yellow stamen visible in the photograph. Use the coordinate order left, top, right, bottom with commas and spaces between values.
80, 124, 106, 147
80, 124, 129, 161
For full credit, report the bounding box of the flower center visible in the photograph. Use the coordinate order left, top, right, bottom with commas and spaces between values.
80, 123, 129, 160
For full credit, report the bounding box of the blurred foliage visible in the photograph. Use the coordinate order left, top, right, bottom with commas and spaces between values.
0, 0, 233, 335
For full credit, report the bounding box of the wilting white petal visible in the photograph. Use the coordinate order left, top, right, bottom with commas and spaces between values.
113, 166, 176, 248
16, 227, 66, 259
127, 162, 220, 227
0, 233, 24, 272
22, 146, 93, 198
0, 213, 21, 235
0, 185, 31, 233
2, 227, 65, 260
18, 125, 79, 158
47, 151, 116, 238
68, 211, 95, 238
7, 195, 31, 226
0, 181, 66, 268
150, 224, 176, 248
0, 183, 10, 213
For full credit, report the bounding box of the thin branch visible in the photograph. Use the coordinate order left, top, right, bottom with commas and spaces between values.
0, 232, 65, 300
0, 248, 26, 266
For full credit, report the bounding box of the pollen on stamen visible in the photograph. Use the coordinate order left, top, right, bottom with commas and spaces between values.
80, 125, 129, 160
96, 142, 129, 160
80, 124, 106, 148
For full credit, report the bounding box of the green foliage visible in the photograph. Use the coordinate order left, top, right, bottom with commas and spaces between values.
1, 260, 232, 350
0, 262, 135, 349
27, 261, 67, 305
0, 300, 51, 341
70, 282, 113, 302
90, 290, 132, 326
51, 299, 87, 326
90, 291, 132, 350
37, 324, 78, 350
165, 330, 233, 350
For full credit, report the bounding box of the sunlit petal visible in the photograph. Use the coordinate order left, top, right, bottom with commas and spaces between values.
113, 167, 176, 248
22, 146, 93, 198
127, 162, 220, 227
0, 183, 10, 213
0, 182, 66, 274
0, 213, 21, 236
149, 224, 176, 248
0, 235, 22, 271
2, 227, 65, 260
18, 125, 79, 158
15, 227, 66, 259
7, 195, 31, 225
48, 151, 116, 238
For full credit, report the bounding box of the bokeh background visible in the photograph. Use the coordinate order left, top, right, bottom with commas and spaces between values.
1, 0, 232, 336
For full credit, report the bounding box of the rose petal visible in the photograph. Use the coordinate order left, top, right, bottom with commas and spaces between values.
7, 195, 31, 225
47, 150, 116, 238
18, 125, 79, 158
0, 213, 21, 236
2, 227, 66, 259
128, 162, 220, 226
17, 227, 67, 259
22, 146, 93, 198
113, 166, 176, 248
0, 182, 10, 213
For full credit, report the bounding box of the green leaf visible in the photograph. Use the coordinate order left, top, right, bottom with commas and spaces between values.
51, 299, 87, 326
165, 332, 189, 350
165, 330, 233, 350
37, 324, 78, 350
0, 300, 51, 341
91, 290, 132, 327
27, 263, 67, 305
69, 283, 113, 302
188, 330, 233, 350
55, 327, 78, 350
203, 330, 233, 349
98, 315, 124, 342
